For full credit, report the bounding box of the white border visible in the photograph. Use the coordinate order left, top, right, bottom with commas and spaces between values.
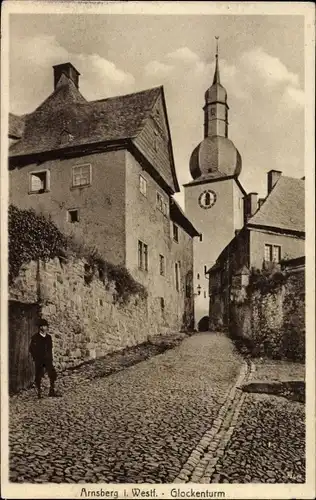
1, 2, 315, 499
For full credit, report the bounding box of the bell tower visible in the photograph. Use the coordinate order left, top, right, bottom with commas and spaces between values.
184, 38, 246, 330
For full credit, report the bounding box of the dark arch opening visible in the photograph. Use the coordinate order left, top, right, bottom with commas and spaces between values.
198, 316, 209, 332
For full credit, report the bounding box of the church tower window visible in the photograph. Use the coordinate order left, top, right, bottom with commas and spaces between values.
205, 191, 211, 206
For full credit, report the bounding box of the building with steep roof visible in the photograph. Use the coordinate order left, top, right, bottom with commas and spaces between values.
184, 44, 246, 329
208, 170, 305, 327
9, 62, 199, 332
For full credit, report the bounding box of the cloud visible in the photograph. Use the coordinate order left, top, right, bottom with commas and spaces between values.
166, 47, 200, 64
144, 60, 173, 78
240, 47, 299, 88
74, 53, 135, 99
10, 34, 136, 112
282, 86, 305, 109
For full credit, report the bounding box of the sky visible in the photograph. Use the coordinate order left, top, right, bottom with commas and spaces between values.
8, 11, 305, 207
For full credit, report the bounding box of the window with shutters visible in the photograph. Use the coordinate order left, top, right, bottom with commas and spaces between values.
29, 170, 50, 193
72, 164, 92, 187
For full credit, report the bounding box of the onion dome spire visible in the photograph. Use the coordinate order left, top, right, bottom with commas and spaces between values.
189, 37, 242, 181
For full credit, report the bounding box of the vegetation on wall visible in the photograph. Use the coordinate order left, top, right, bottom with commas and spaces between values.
247, 266, 287, 295
9, 205, 67, 284
9, 205, 147, 303
82, 250, 147, 304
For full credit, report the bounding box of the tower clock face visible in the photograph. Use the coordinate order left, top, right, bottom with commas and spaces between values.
198, 190, 217, 209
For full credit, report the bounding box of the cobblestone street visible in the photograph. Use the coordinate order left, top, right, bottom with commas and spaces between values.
9, 333, 305, 484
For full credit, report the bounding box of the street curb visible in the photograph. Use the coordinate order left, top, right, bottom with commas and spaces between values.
173, 360, 255, 483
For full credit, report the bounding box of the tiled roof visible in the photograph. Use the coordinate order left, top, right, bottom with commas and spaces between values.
247, 176, 305, 233
8, 73, 180, 192
9, 113, 25, 138
9, 79, 161, 157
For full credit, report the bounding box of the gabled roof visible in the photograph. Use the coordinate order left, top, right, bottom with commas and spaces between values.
170, 199, 199, 238
9, 73, 179, 192
247, 175, 305, 234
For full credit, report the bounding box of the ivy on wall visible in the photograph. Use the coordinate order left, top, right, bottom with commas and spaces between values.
9, 205, 147, 304
247, 267, 287, 295
9, 205, 67, 284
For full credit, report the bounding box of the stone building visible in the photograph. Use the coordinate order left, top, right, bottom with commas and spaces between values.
184, 48, 246, 330
208, 171, 305, 327
9, 62, 198, 332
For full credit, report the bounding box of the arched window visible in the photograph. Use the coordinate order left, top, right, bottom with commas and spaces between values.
205, 191, 211, 206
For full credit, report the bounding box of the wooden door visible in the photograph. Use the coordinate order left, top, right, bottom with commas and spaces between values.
9, 301, 40, 394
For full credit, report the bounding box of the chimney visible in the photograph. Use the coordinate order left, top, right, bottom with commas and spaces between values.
258, 197, 265, 208
53, 62, 80, 90
267, 170, 282, 194
244, 192, 258, 223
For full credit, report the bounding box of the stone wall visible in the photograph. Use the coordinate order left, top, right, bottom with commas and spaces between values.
9, 256, 185, 372
229, 265, 305, 361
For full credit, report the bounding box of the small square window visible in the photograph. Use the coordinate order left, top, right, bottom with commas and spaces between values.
68, 209, 79, 223
72, 164, 91, 187
139, 175, 147, 197
173, 223, 179, 242
29, 171, 50, 193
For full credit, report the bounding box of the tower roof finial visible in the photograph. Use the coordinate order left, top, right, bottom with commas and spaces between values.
215, 35, 219, 57
213, 36, 220, 84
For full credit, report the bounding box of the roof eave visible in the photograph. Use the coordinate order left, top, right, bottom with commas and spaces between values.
247, 222, 305, 237
8, 138, 131, 167
170, 201, 199, 237
183, 174, 236, 188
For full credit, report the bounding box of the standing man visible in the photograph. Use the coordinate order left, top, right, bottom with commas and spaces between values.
29, 319, 61, 398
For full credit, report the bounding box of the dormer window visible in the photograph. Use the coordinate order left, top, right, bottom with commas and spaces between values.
60, 129, 74, 145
